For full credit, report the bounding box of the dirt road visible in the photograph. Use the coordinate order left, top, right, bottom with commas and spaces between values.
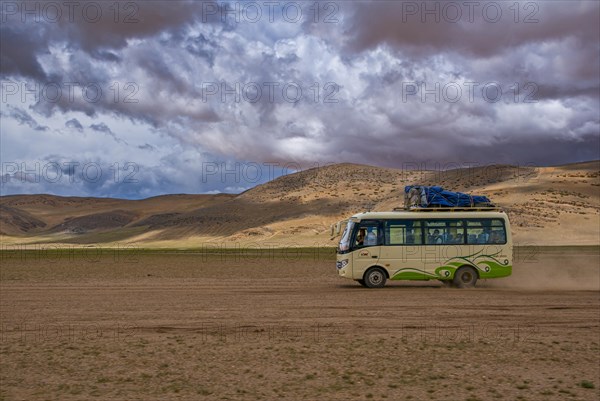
1, 247, 599, 400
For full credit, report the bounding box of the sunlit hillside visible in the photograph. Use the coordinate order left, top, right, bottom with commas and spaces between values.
1, 161, 598, 247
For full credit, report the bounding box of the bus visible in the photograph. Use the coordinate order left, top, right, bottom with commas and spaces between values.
334, 208, 512, 288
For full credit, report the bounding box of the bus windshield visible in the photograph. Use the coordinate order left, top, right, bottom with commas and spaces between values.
338, 221, 354, 252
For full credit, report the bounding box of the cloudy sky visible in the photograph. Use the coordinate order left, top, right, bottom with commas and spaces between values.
1, 1, 599, 198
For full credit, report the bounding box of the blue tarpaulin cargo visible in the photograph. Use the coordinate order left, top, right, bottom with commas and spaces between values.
404, 186, 493, 208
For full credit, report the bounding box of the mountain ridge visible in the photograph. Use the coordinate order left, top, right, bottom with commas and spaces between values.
1, 161, 598, 246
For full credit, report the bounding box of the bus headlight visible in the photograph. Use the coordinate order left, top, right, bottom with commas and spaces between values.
336, 259, 349, 269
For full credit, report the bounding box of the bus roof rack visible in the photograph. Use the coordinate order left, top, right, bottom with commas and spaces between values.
392, 206, 502, 212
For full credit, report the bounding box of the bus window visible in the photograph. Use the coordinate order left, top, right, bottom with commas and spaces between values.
489, 220, 507, 244
354, 223, 380, 248
424, 220, 464, 245
385, 220, 423, 245
425, 221, 443, 244
466, 219, 506, 245
364, 228, 378, 246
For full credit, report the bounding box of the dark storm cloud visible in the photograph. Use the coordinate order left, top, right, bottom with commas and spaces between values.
182, 32, 219, 67
89, 49, 121, 63
345, 2, 600, 101
1, 1, 598, 199
89, 122, 126, 144
130, 45, 191, 95
326, 123, 600, 168
0, 1, 220, 81
138, 143, 155, 151
346, 2, 599, 57
0, 24, 50, 80
6, 25, 221, 127
5, 106, 38, 127
2, 106, 48, 131
65, 118, 83, 131
89, 122, 112, 133
67, 2, 201, 50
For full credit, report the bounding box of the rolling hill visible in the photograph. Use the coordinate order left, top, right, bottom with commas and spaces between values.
1, 161, 598, 247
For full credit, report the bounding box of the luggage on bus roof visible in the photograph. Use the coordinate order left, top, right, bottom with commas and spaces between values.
404, 185, 494, 208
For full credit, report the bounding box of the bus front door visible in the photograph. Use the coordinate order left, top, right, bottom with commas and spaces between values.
352, 223, 381, 279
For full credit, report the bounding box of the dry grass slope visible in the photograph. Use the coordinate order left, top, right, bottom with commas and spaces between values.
0, 161, 598, 247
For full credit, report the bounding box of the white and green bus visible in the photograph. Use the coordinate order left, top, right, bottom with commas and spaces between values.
334, 208, 512, 288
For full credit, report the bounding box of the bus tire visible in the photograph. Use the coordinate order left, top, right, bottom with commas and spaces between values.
453, 266, 478, 288
364, 267, 387, 288
357, 279, 367, 287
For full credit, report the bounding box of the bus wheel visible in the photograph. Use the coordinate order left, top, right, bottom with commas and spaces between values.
357, 279, 367, 287
453, 266, 478, 288
364, 267, 387, 288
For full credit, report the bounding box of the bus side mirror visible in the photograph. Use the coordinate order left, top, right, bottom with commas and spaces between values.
331, 220, 348, 239
331, 221, 342, 236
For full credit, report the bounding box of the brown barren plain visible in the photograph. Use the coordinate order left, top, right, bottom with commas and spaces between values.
1, 247, 598, 401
